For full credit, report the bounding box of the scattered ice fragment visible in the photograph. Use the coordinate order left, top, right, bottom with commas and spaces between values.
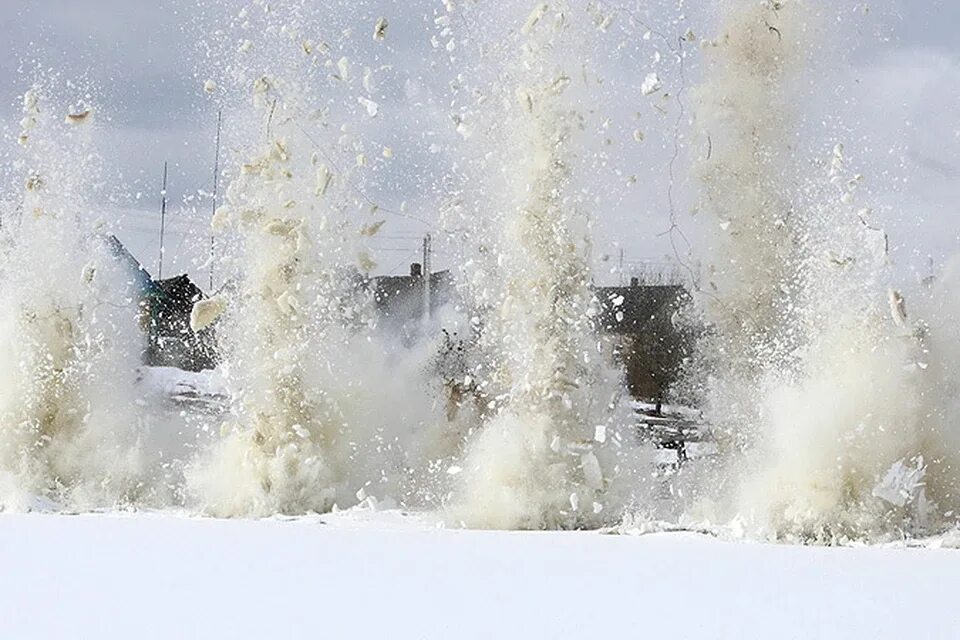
358, 251, 376, 272
211, 206, 231, 231
447, 465, 463, 476
65, 109, 92, 125
81, 263, 96, 284
873, 457, 926, 507
190, 297, 227, 332
888, 289, 908, 328
550, 434, 562, 453
581, 452, 603, 490
291, 424, 310, 439
337, 57, 351, 81
358, 97, 379, 117
521, 2, 549, 35
382, 147, 393, 159
594, 425, 607, 444
23, 89, 38, 111
373, 16, 388, 40
362, 67, 376, 93
203, 79, 218, 94
315, 165, 333, 196
641, 72, 661, 96
360, 220, 386, 237
253, 76, 271, 94
569, 492, 580, 512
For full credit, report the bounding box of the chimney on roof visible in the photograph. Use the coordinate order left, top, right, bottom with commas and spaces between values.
410, 262, 423, 277
630, 276, 639, 288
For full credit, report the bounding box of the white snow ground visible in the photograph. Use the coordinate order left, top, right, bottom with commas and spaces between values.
1, 509, 958, 639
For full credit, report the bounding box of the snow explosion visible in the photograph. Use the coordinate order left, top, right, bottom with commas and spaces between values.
0, 88, 149, 510
1, 0, 959, 545
682, 0, 960, 542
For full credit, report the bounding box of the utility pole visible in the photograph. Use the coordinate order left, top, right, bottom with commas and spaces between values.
209, 110, 222, 293
618, 247, 625, 286
422, 233, 432, 321
157, 161, 168, 280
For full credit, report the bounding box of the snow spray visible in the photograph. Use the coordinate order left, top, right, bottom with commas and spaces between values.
684, 0, 960, 542
441, 2, 648, 530
186, 0, 452, 516
0, 88, 148, 510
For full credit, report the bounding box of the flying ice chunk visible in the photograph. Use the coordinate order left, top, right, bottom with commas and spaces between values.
373, 16, 389, 40
360, 220, 386, 237
516, 87, 535, 113
569, 493, 580, 512
358, 97, 379, 118
253, 76, 271, 94
447, 465, 463, 476
337, 57, 352, 81
888, 289, 908, 328
211, 206, 231, 232
203, 79, 218, 94
641, 72, 662, 96
362, 67, 376, 93
315, 165, 333, 196
873, 457, 926, 508
23, 89, 39, 112
581, 452, 603, 490
594, 425, 607, 444
521, 2, 549, 35
291, 424, 310, 439
190, 297, 227, 332
65, 109, 92, 125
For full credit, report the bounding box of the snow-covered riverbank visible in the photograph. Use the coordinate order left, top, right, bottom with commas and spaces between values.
1, 509, 957, 639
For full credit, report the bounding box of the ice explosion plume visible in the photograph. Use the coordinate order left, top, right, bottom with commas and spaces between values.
443, 1, 646, 529
685, 0, 960, 542
0, 88, 149, 510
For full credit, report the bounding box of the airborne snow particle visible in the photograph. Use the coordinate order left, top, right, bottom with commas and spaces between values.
337, 57, 352, 81
521, 2, 549, 36
641, 72, 662, 96
358, 97, 379, 118
65, 109, 92, 125
190, 297, 227, 332
373, 16, 388, 40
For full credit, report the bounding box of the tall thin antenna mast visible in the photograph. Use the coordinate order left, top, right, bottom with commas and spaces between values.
618, 247, 625, 286
157, 161, 168, 280
209, 110, 222, 292
422, 233, 432, 321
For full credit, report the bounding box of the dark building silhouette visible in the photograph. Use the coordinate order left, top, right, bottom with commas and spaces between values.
592, 281, 691, 400
105, 235, 217, 372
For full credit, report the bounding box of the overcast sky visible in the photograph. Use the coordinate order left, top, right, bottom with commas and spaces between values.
1, 0, 958, 287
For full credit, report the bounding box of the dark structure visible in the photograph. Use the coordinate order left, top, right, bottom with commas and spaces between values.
370, 262, 691, 402
142, 275, 219, 371
370, 263, 457, 344
592, 279, 692, 400
105, 235, 218, 372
